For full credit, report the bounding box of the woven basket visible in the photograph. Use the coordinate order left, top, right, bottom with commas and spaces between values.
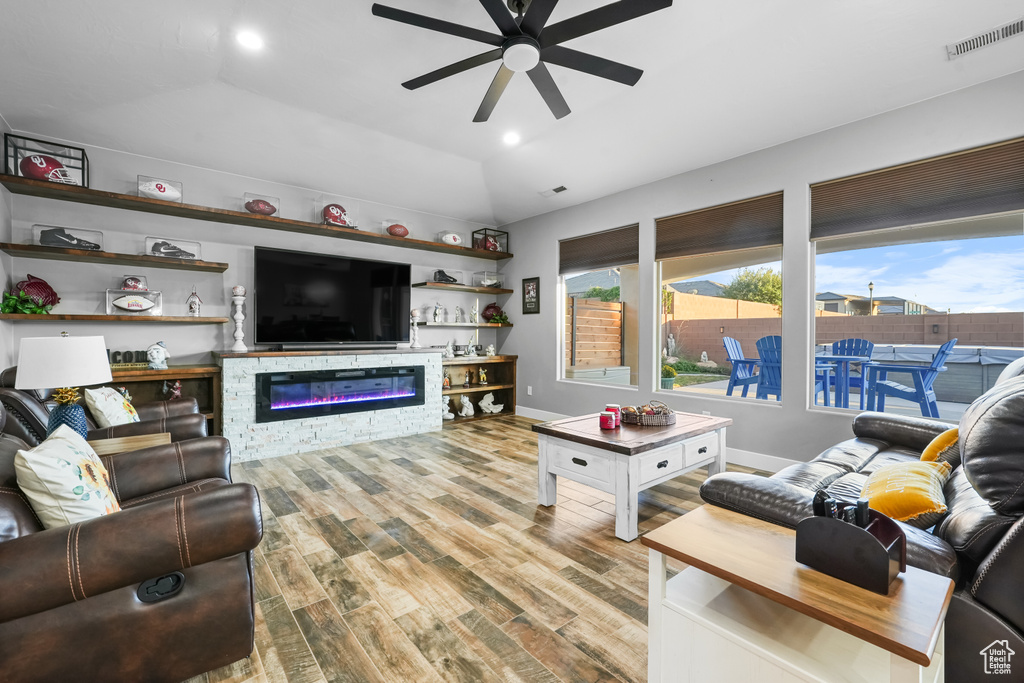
621, 400, 676, 426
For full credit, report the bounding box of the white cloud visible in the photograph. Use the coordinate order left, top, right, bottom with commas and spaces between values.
939, 246, 962, 256
883, 250, 1024, 313
815, 264, 890, 293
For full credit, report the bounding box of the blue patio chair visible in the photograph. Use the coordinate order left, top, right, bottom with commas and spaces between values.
723, 337, 759, 397
814, 363, 832, 407
865, 338, 957, 418
755, 336, 783, 401
832, 338, 875, 410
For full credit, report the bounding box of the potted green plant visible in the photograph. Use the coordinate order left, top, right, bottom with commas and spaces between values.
661, 364, 677, 390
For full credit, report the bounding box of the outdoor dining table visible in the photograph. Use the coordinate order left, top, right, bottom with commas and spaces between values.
815, 354, 872, 409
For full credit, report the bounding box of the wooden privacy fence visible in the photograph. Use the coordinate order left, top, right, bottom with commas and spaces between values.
566, 297, 624, 367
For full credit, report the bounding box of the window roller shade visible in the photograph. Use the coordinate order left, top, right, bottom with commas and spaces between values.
811, 137, 1024, 240
559, 224, 639, 274
655, 192, 783, 261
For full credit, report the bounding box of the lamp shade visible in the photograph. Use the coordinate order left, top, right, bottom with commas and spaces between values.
15, 336, 112, 390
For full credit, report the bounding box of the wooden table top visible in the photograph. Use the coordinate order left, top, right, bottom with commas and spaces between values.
531, 412, 731, 455
641, 505, 953, 666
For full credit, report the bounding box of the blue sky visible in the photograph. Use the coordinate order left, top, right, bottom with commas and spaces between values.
688, 235, 1024, 314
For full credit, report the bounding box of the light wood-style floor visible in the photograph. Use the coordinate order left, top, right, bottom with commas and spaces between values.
185, 415, 764, 683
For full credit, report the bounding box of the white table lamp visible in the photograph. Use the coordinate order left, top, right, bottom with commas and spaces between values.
16, 333, 113, 438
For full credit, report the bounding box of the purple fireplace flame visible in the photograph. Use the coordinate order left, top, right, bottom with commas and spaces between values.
256, 366, 425, 423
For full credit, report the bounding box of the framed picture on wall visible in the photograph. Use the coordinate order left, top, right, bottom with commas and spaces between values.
522, 277, 540, 314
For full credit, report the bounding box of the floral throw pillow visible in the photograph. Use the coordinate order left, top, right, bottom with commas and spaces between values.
84, 386, 140, 428
14, 424, 121, 529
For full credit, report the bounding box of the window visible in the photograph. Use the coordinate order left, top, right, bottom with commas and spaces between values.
560, 225, 639, 387
812, 215, 1024, 419
655, 192, 784, 400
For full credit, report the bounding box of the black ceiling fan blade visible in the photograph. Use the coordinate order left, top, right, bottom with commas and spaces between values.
539, 0, 672, 48
478, 0, 521, 36
527, 62, 571, 119
372, 4, 504, 46
474, 65, 515, 122
403, 49, 503, 90
542, 45, 642, 86
519, 0, 559, 38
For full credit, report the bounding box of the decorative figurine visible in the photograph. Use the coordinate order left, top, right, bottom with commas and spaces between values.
470, 299, 480, 324
463, 370, 472, 387
442, 396, 455, 420
485, 344, 496, 357
410, 309, 421, 348
479, 367, 488, 385
116, 386, 133, 403
442, 370, 451, 388
458, 398, 475, 417
443, 340, 454, 358
433, 301, 444, 323
465, 337, 477, 357
231, 285, 247, 352
185, 285, 202, 317
478, 393, 504, 414
147, 341, 170, 370
162, 380, 183, 400
454, 305, 463, 323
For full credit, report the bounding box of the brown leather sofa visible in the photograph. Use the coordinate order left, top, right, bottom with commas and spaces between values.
0, 404, 263, 683
0, 366, 208, 446
700, 374, 1024, 681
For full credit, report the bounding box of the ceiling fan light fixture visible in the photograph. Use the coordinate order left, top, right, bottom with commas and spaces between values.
502, 36, 541, 72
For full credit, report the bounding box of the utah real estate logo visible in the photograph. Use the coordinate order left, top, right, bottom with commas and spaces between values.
980, 640, 1015, 675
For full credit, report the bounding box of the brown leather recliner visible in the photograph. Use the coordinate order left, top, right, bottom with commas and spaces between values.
0, 403, 263, 683
0, 366, 208, 446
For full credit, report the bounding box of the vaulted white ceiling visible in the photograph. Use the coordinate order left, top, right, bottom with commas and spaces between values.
1, 1, 1022, 226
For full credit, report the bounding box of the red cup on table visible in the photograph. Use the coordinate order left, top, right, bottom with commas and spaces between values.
599, 411, 616, 430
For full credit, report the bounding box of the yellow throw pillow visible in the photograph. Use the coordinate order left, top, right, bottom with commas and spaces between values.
15, 425, 121, 529
862, 461, 952, 529
920, 427, 960, 469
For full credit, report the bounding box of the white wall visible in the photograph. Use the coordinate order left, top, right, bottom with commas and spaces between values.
500, 70, 1024, 462
4, 142, 507, 366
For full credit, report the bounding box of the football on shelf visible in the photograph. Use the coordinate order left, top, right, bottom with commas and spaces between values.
111, 295, 156, 312
386, 223, 409, 237
19, 154, 77, 184
322, 204, 351, 226
139, 180, 182, 201
244, 198, 277, 215
439, 232, 463, 246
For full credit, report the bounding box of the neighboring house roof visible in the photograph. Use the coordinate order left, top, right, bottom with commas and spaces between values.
815, 292, 860, 302
669, 280, 726, 297
814, 292, 938, 311
566, 269, 619, 296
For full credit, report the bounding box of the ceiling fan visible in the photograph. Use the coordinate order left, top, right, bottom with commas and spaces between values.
371, 0, 673, 122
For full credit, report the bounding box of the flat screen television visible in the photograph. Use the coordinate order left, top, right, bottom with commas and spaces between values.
254, 247, 411, 346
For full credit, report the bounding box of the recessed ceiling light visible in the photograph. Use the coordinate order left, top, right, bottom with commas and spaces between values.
503, 132, 521, 146
236, 31, 264, 50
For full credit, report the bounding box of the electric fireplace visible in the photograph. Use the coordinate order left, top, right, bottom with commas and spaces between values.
255, 366, 424, 423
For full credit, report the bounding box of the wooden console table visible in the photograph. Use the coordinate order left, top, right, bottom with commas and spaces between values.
104, 365, 222, 436
532, 412, 730, 541
642, 506, 952, 682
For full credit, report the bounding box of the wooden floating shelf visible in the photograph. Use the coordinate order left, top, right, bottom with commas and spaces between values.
442, 354, 518, 366
0, 314, 229, 323
416, 322, 513, 328
412, 282, 513, 295
111, 364, 221, 379
0, 174, 512, 261
443, 383, 514, 396
0, 242, 229, 273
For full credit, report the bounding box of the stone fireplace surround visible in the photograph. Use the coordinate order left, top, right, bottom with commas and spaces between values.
217, 349, 442, 461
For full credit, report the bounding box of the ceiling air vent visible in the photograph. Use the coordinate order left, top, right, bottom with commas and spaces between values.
539, 185, 568, 198
947, 17, 1024, 59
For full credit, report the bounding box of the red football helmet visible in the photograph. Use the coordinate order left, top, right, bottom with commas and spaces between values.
19, 154, 76, 184
322, 203, 350, 226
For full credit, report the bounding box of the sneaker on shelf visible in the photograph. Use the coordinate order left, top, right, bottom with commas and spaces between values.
39, 228, 101, 250
433, 269, 458, 283
151, 241, 196, 259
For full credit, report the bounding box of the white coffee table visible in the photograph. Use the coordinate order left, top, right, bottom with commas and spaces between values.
532, 411, 730, 541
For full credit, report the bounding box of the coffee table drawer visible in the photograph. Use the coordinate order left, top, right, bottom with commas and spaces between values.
639, 446, 683, 485
548, 444, 613, 486
683, 432, 719, 467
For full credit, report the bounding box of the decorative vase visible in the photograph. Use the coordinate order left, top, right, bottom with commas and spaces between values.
47, 403, 89, 439
661, 377, 675, 390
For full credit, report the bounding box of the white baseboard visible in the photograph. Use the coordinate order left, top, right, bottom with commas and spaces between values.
727, 448, 797, 474
515, 405, 568, 422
